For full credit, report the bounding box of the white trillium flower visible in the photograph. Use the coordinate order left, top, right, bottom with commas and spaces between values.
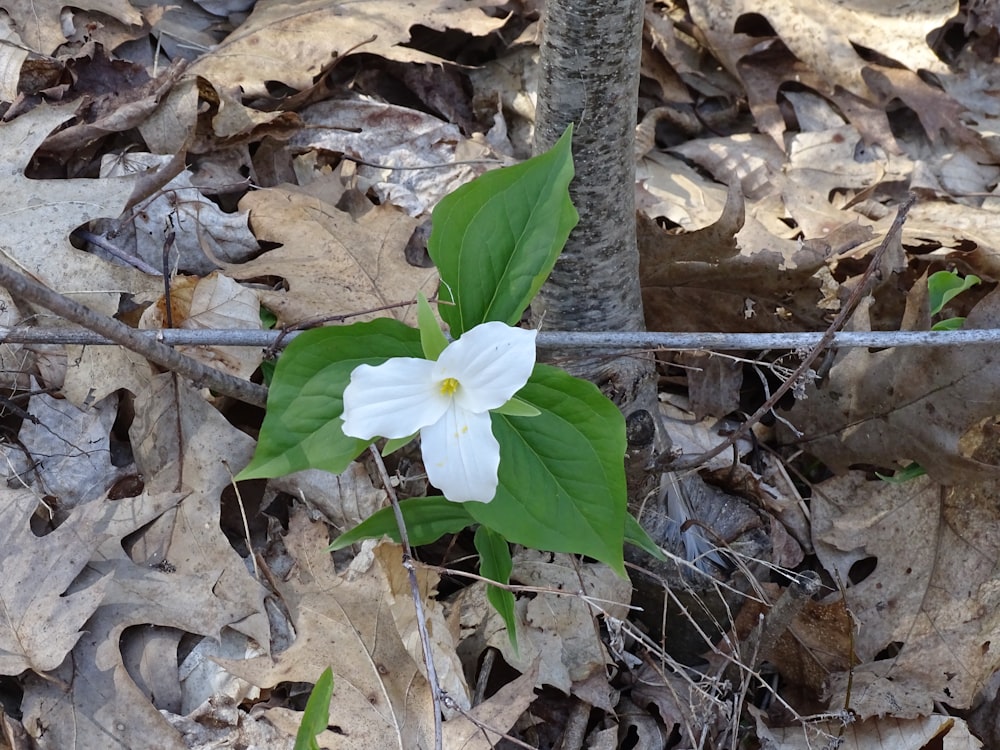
341, 321, 537, 503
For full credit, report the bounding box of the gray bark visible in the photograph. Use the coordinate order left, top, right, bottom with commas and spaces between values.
532, 0, 653, 402
532, 0, 661, 486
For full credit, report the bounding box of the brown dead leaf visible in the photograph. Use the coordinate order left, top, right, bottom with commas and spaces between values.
439, 663, 539, 749
2, 0, 142, 55
188, 0, 510, 98
729, 583, 855, 698
0, 389, 128, 511
165, 695, 297, 750
60, 344, 153, 406
0, 104, 160, 316
863, 64, 983, 151
375, 543, 471, 711
231, 186, 437, 326
751, 708, 983, 750
269, 463, 387, 533
0, 489, 118, 674
668, 133, 785, 203
34, 46, 183, 156
636, 149, 730, 229
638, 193, 833, 334
688, 0, 954, 102
127, 373, 270, 641
293, 98, 498, 216
217, 512, 437, 749
783, 125, 913, 237
787, 288, 1000, 481
0, 21, 29, 102
455, 549, 631, 711
813, 472, 1000, 717
631, 659, 730, 741
139, 272, 263, 380
97, 152, 259, 275
21, 501, 265, 750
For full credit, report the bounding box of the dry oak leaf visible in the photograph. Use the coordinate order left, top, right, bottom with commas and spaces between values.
293, 98, 498, 216
217, 512, 437, 750
751, 709, 983, 750
1, 389, 127, 511
813, 472, 1000, 718
188, 0, 510, 98
98, 152, 259, 275
0, 104, 160, 316
638, 189, 833, 334
456, 549, 631, 711
231, 186, 437, 327
788, 287, 1000, 482
687, 0, 954, 102
0, 487, 181, 676
21, 549, 265, 750
126, 373, 270, 647
0, 0, 142, 55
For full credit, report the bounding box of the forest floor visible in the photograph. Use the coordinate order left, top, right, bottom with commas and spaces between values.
0, 0, 998, 748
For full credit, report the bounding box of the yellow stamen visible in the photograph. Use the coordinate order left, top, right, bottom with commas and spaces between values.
440, 377, 459, 396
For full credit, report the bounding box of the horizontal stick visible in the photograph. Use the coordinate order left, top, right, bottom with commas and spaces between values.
0, 326, 997, 350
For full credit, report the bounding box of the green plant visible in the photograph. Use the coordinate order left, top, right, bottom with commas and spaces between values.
293, 667, 333, 750
928, 269, 981, 330
238, 125, 661, 640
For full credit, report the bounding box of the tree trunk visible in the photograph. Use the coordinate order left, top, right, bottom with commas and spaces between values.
532, 0, 662, 485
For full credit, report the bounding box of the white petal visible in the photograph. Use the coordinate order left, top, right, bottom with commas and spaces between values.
341, 357, 448, 439
421, 406, 500, 503
434, 322, 536, 413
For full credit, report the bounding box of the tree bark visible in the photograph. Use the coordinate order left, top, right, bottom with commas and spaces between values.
532, 0, 661, 485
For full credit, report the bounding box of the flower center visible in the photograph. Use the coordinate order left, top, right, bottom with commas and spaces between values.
439, 377, 460, 396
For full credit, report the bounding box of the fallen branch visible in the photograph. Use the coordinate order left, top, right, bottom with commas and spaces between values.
0, 262, 268, 408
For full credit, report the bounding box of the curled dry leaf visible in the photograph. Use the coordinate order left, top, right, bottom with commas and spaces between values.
139, 272, 263, 380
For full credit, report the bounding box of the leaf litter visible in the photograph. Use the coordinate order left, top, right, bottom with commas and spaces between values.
0, 0, 998, 747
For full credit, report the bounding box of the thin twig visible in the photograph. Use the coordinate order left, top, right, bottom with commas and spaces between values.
366, 445, 444, 750
73, 229, 162, 276
0, 261, 268, 408
664, 194, 917, 471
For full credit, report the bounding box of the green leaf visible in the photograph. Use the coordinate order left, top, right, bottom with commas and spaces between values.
260, 358, 276, 387
294, 667, 333, 750
429, 125, 578, 335
381, 434, 416, 456
928, 270, 980, 316
931, 317, 965, 331
237, 319, 422, 481
466, 364, 628, 575
491, 396, 541, 418
474, 526, 518, 651
625, 513, 667, 562
260, 306, 278, 330
877, 462, 927, 483
416, 292, 448, 360
328, 497, 474, 550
